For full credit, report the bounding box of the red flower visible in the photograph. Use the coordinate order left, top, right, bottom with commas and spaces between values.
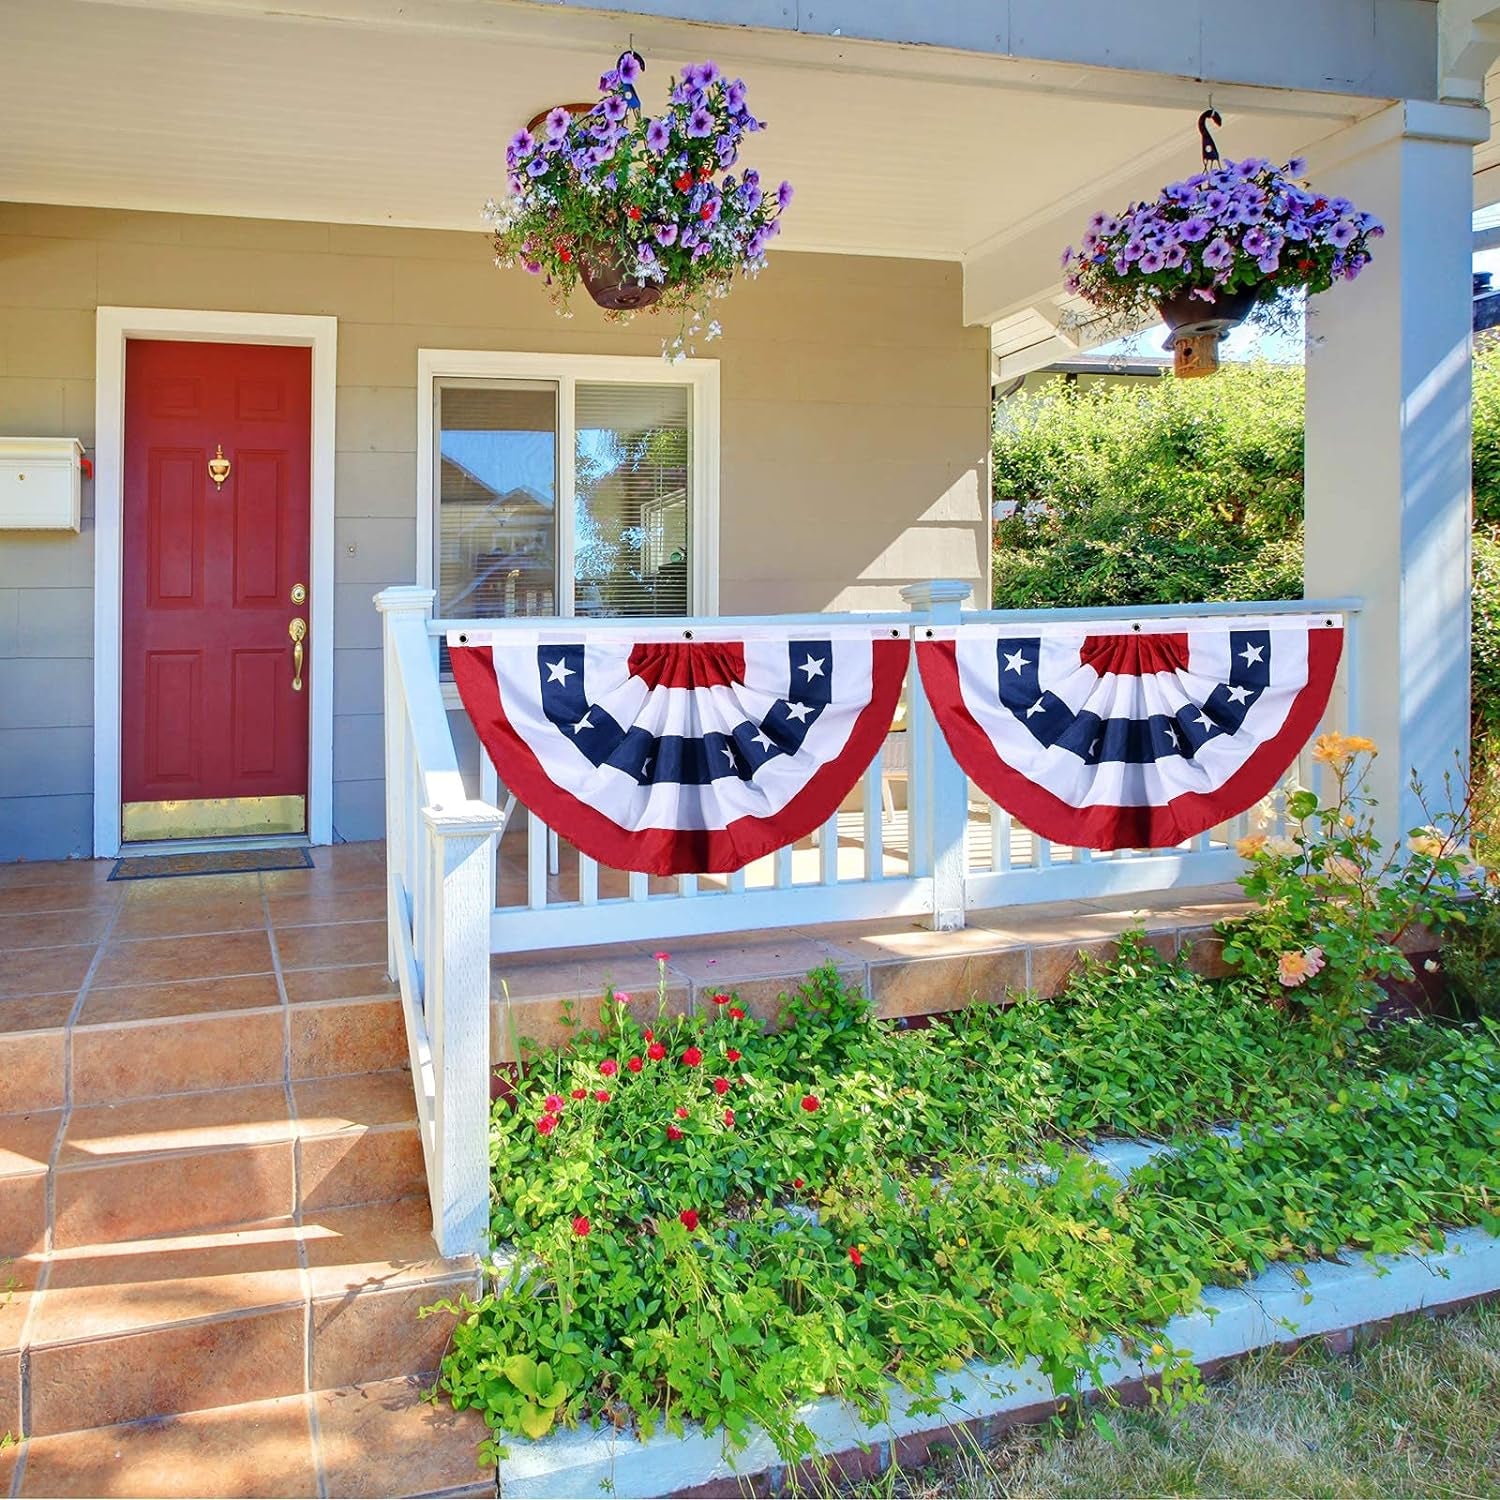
558, 247, 573, 263
569, 1088, 587, 1101
729, 1007, 746, 1020
711, 993, 730, 1006
628, 206, 642, 221
594, 1090, 611, 1103
599, 1059, 619, 1077
699, 164, 713, 181
647, 1042, 667, 1061
848, 1246, 863, 1267
801, 1095, 820, 1113
536, 1115, 558, 1136
700, 205, 714, 220
723, 1108, 735, 1127
543, 1094, 565, 1114
675, 1106, 689, 1119
725, 1048, 741, 1063
675, 172, 693, 191
653, 950, 670, 961
572, 1215, 590, 1237
793, 1177, 805, 1190
682, 1046, 703, 1068
680, 1209, 700, 1230
666, 1123, 684, 1141
643, 1028, 655, 1042
712, 1076, 730, 1095
627, 1057, 644, 1074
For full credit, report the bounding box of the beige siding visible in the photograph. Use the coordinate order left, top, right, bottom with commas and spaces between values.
0, 202, 990, 856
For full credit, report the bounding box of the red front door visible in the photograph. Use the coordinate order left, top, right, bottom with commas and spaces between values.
121, 339, 312, 841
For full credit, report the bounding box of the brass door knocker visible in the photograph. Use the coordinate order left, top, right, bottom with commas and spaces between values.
208, 444, 231, 489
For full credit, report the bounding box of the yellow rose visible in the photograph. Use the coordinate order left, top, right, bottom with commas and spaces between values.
1235, 833, 1268, 858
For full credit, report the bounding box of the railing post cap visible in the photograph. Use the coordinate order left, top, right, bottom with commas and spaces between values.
901, 580, 973, 609
421, 798, 506, 836
374, 586, 437, 615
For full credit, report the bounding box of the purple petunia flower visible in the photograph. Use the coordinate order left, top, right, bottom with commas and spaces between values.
654, 222, 679, 246
509, 129, 535, 158
1203, 189, 1229, 216
688, 61, 721, 89
1120, 236, 1146, 262
1163, 243, 1187, 269
1163, 181, 1193, 205
598, 69, 620, 92
1328, 219, 1359, 250
645, 118, 671, 153
1202, 236, 1235, 270
692, 242, 713, 261
1285, 156, 1307, 176
618, 51, 642, 83
1243, 226, 1272, 258
545, 107, 571, 141
701, 195, 722, 223
637, 243, 657, 264
1178, 216, 1211, 243
526, 156, 549, 178
1060, 245, 1075, 268
681, 226, 699, 249
1138, 248, 1166, 274
716, 136, 737, 167
726, 79, 747, 111
1257, 251, 1281, 275
688, 107, 715, 139
776, 180, 794, 210
603, 95, 628, 125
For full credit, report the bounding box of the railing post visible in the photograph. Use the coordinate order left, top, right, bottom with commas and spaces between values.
423, 798, 504, 1259
902, 579, 973, 932
375, 586, 436, 979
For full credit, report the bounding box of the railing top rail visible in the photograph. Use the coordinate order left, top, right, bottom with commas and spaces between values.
962, 596, 1362, 626
428, 597, 1362, 638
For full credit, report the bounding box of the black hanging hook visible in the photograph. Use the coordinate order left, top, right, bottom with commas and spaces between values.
1198, 108, 1223, 170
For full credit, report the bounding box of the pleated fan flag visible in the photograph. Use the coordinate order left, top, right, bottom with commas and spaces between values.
449, 625, 909, 875
916, 615, 1343, 850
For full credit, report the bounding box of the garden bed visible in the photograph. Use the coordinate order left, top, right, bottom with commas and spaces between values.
431, 925, 1500, 1492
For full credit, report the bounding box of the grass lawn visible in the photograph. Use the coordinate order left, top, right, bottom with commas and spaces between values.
858, 1305, 1500, 1499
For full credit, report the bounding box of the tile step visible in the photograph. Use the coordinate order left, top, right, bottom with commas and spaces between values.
5, 1201, 480, 1438
5, 1374, 494, 1498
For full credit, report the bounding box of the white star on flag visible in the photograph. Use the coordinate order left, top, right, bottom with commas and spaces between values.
784, 701, 814, 723
1239, 642, 1265, 666
799, 655, 826, 680
720, 743, 737, 765
571, 712, 593, 734
1003, 648, 1030, 674
1193, 710, 1216, 732
1225, 684, 1252, 705
752, 729, 774, 753
1166, 724, 1180, 748
1025, 697, 1046, 719
546, 659, 575, 684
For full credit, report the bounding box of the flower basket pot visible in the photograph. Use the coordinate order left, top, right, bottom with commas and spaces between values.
1154, 283, 1263, 378
578, 241, 663, 312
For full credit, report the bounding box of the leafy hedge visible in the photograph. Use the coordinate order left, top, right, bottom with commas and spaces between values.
992, 349, 1500, 755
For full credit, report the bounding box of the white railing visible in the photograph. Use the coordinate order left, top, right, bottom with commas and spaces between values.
378, 582, 1360, 1253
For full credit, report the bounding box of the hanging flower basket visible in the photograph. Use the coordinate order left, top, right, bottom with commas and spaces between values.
1062, 144, 1383, 377
484, 53, 792, 355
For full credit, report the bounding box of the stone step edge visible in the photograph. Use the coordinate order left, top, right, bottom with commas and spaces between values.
496, 1226, 1500, 1500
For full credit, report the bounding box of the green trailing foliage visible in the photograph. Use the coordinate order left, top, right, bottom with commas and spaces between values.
432, 942, 1499, 1465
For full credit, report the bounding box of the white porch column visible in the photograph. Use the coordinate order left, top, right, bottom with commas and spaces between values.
902, 579, 973, 931
1304, 100, 1489, 842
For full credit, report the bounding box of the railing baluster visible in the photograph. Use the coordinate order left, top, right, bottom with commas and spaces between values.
992, 800, 1011, 873
527, 810, 548, 910
677, 874, 698, 898
629, 871, 648, 902
579, 851, 598, 906
862, 751, 883, 882
819, 813, 839, 886
774, 845, 793, 888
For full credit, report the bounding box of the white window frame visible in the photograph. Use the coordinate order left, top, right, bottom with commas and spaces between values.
416, 349, 720, 626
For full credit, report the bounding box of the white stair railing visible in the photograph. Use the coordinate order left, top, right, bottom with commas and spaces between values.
376, 586, 503, 1259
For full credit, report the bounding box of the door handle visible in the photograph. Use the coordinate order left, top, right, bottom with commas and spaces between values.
289, 616, 307, 692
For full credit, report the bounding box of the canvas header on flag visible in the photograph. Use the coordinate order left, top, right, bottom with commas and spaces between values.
448, 624, 908, 876
916, 615, 1343, 850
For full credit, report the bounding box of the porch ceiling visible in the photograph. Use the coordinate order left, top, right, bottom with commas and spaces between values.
3, 0, 1379, 278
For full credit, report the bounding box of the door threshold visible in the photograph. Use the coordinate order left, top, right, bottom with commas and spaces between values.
118, 833, 313, 859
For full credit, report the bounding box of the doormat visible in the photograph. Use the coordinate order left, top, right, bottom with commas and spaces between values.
109, 848, 314, 881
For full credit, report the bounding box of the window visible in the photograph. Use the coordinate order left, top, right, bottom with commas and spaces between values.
422, 354, 717, 630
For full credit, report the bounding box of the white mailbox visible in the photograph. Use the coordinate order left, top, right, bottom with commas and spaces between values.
0, 437, 85, 531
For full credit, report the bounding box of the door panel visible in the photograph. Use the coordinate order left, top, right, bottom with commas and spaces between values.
122, 339, 312, 840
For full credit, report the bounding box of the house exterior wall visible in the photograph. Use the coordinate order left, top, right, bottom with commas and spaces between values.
0, 202, 991, 860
